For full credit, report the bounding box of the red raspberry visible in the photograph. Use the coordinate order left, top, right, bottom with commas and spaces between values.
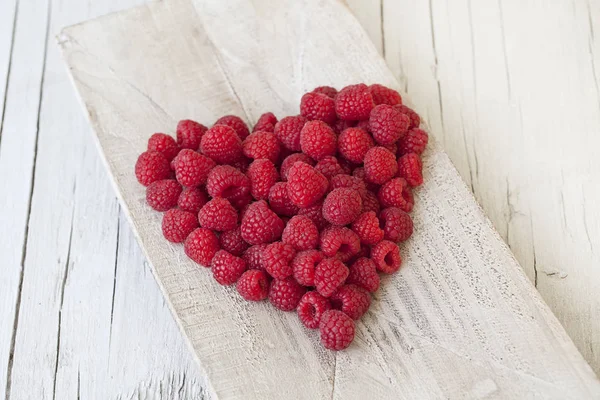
236, 269, 269, 301
322, 188, 363, 226
268, 182, 299, 216
335, 83, 375, 121
206, 165, 250, 201
135, 151, 171, 186
331, 284, 371, 320
378, 177, 414, 211
320, 226, 360, 262
215, 115, 249, 140
178, 187, 208, 213
350, 244, 371, 262
329, 174, 367, 200
282, 215, 319, 251
198, 198, 238, 232
242, 131, 281, 163
171, 149, 216, 187
300, 121, 337, 161
369, 104, 410, 145
362, 190, 381, 214
314, 258, 349, 297
211, 250, 247, 285
219, 227, 249, 256
176, 120, 208, 150
280, 153, 314, 180
298, 291, 331, 329
240, 200, 285, 245
332, 119, 357, 135
262, 241, 296, 279
287, 162, 328, 208
383, 142, 397, 155
269, 277, 307, 311
380, 207, 413, 242
371, 240, 402, 273
347, 258, 380, 292
363, 147, 397, 185
274, 115, 307, 151
353, 168, 379, 193
395, 105, 421, 129
292, 249, 325, 286
200, 125, 243, 164
351, 211, 384, 245
297, 201, 328, 231
162, 209, 198, 242
338, 127, 374, 164
368, 84, 402, 106
300, 92, 336, 124
338, 158, 353, 175
355, 119, 370, 131
243, 244, 268, 271
397, 153, 424, 187
229, 157, 251, 173
253, 112, 278, 133
319, 310, 355, 350
184, 228, 220, 266
312, 86, 337, 98
246, 159, 279, 200
315, 156, 345, 180
398, 128, 428, 156
148, 133, 179, 161
146, 179, 182, 211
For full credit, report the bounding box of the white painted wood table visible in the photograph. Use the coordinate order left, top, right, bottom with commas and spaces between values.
0, 0, 599, 398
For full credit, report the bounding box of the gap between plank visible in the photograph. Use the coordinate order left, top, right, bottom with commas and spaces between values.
0, 0, 19, 149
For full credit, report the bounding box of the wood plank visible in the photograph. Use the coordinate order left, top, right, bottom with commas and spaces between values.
59, 0, 600, 398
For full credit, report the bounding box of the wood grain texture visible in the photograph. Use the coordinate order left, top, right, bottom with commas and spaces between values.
57, 0, 600, 398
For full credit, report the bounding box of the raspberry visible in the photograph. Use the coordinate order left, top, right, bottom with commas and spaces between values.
269, 277, 307, 311
240, 200, 285, 245
351, 211, 384, 245
219, 227, 249, 256
314, 258, 349, 297
253, 112, 278, 133
363, 147, 397, 185
312, 86, 337, 98
148, 133, 179, 161
172, 149, 216, 187
135, 151, 171, 186
338, 158, 353, 175
262, 241, 296, 279
268, 182, 299, 216
206, 165, 251, 202
300, 121, 337, 161
383, 142, 397, 155
298, 291, 331, 329
243, 244, 268, 270
371, 240, 402, 273
292, 249, 325, 286
330, 284, 371, 320
322, 188, 363, 226
198, 198, 238, 232
162, 209, 198, 243
350, 244, 371, 262
274, 115, 307, 151
184, 228, 220, 266
319, 310, 355, 350
378, 177, 414, 211
200, 125, 243, 164
282, 215, 319, 250
397, 128, 428, 156
347, 258, 380, 292
280, 153, 314, 180
242, 131, 281, 163
369, 104, 410, 145
215, 115, 250, 140
315, 156, 345, 179
229, 157, 251, 173
298, 201, 328, 231
246, 159, 279, 200
211, 250, 247, 285
236, 269, 270, 301
300, 92, 336, 124
320, 226, 361, 262
395, 105, 421, 129
329, 174, 367, 200
380, 207, 413, 242
176, 119, 208, 150
355, 119, 370, 132
368, 84, 402, 106
146, 179, 182, 211
287, 162, 328, 208
362, 190, 381, 214
338, 127, 374, 164
178, 187, 209, 213
335, 83, 375, 121
332, 119, 357, 134
397, 153, 424, 187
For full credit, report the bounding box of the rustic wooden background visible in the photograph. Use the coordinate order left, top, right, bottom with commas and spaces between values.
0, 0, 598, 398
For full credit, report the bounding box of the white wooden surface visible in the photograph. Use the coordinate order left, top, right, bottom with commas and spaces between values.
0, 0, 598, 399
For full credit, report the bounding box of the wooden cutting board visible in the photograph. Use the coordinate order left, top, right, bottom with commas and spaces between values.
58, 0, 600, 398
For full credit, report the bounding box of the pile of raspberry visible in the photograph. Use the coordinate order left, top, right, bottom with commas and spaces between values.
135, 83, 428, 351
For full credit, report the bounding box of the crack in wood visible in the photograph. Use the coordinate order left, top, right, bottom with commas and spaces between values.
108, 211, 121, 353
0, 0, 19, 149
